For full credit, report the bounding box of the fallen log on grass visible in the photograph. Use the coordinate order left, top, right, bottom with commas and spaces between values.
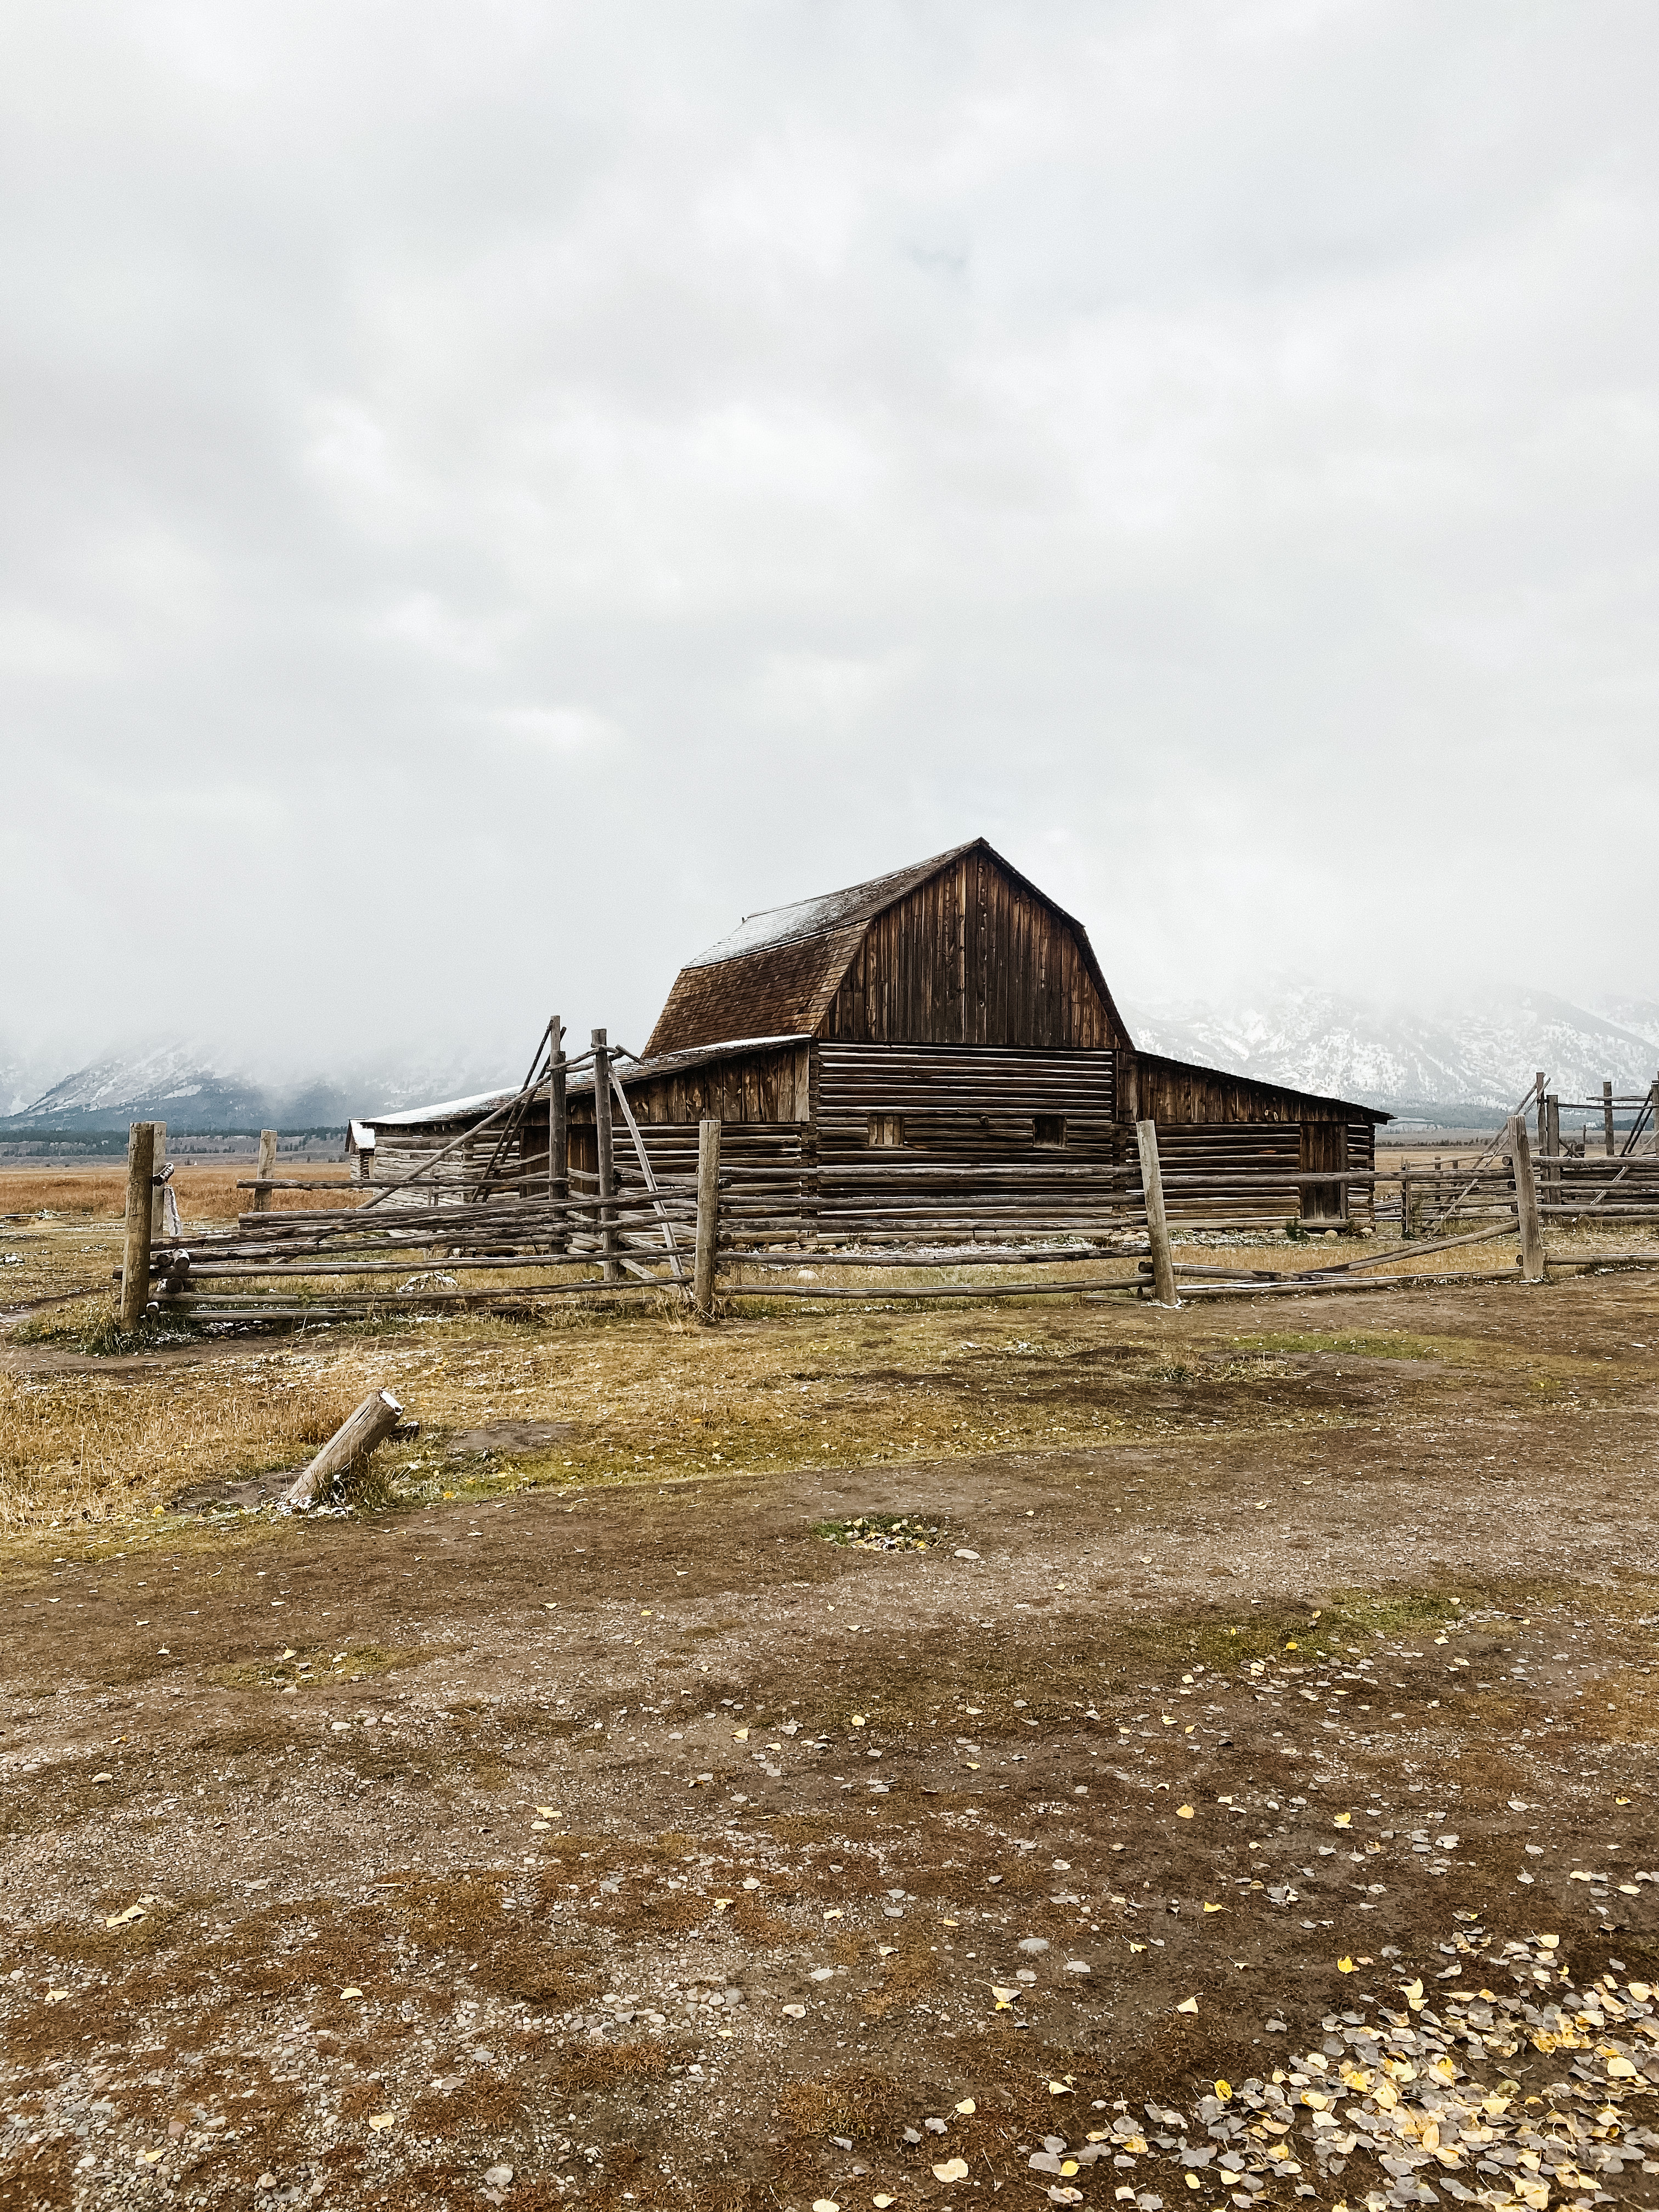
284, 1389, 404, 1514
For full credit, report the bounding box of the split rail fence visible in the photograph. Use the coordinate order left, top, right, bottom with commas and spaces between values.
111, 1031, 1659, 1329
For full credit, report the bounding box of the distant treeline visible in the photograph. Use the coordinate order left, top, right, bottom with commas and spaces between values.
0, 1127, 346, 1159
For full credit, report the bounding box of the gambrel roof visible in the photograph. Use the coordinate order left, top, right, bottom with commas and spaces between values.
645, 839, 1132, 1057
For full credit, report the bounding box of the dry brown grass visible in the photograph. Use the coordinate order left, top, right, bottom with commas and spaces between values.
3, 1200, 1655, 1541
0, 1163, 360, 1221
0, 1362, 370, 1530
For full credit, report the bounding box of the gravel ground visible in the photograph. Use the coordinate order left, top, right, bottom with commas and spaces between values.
2, 1271, 1656, 2211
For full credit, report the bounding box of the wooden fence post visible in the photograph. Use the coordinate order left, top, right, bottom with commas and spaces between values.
592, 1028, 616, 1282
695, 1116, 721, 1319
1534, 1072, 1547, 1156
253, 1129, 278, 1213
1135, 1118, 1178, 1308
1400, 1164, 1412, 1239
1506, 1114, 1545, 1283
1544, 1094, 1561, 1207
1604, 1080, 1616, 1158
548, 1016, 567, 1251
120, 1121, 156, 1329
1651, 1075, 1659, 1158
283, 1388, 403, 1513
149, 1122, 169, 1241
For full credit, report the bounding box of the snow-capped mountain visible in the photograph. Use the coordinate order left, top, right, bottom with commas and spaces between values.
0, 1043, 54, 1119
1124, 988, 1659, 1121
0, 1043, 521, 1133
5, 991, 1654, 1133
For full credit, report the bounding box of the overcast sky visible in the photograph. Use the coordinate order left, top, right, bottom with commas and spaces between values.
4, 1, 1656, 1079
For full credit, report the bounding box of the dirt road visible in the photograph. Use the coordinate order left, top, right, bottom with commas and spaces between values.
2, 1274, 1657, 2209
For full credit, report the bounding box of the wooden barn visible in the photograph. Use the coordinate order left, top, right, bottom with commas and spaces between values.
360, 840, 1386, 1234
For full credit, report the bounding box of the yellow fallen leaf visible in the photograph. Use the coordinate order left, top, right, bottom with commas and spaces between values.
1607, 2057, 1638, 2079
138, 2148, 164, 2165
1214, 2079, 1232, 2100
823, 1908, 844, 1921
874, 2199, 896, 2209
733, 1727, 749, 1741
1338, 1956, 1356, 1973
851, 1713, 867, 1727
814, 2199, 841, 2212
105, 1904, 146, 1928
1128, 1942, 1147, 1954
877, 1944, 898, 1957
1333, 1813, 1352, 1828
991, 1984, 1020, 2003
1177, 1804, 1195, 1819
368, 2112, 394, 2131
44, 1988, 69, 2005
1047, 2079, 1074, 2095
1177, 1995, 1199, 2014
932, 2161, 969, 2183
534, 1805, 559, 1819
1402, 1977, 1425, 2009
1203, 1902, 1224, 1914
340, 1985, 363, 2000
713, 1898, 734, 1912
955, 2098, 976, 2114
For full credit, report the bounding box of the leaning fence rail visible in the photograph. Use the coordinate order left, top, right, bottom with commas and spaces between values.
121, 1031, 1659, 1325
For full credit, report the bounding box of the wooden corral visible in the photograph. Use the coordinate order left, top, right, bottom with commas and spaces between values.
360, 840, 1386, 1237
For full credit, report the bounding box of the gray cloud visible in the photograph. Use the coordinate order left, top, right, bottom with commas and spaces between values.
4, 1, 1656, 1080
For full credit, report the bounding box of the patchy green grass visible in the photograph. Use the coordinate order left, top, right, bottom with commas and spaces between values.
813, 1513, 944, 1552
206, 1640, 422, 1691
1228, 1328, 1459, 1362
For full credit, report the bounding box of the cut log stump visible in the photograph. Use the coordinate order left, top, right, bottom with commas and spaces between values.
284, 1389, 404, 1514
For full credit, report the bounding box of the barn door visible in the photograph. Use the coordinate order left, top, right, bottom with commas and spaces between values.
1299, 1122, 1348, 1225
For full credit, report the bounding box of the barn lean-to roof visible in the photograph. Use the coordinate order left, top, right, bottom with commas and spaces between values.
644, 838, 1132, 1058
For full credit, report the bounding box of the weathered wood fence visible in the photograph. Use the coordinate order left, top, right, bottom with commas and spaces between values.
115, 1039, 1659, 1326
1396, 1072, 1659, 1238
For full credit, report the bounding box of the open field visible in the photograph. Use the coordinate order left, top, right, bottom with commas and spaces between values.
1, 1187, 1657, 2210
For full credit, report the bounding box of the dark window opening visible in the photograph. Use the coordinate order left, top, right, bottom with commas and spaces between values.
1034, 1114, 1067, 1148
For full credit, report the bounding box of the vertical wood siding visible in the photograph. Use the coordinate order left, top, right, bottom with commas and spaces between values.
821, 847, 1124, 1049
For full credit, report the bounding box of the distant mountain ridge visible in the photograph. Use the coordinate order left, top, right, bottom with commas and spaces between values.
3, 990, 1656, 1133
1124, 988, 1659, 1122
0, 1042, 519, 1133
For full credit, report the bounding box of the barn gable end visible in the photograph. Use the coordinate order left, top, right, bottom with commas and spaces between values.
645, 840, 1129, 1057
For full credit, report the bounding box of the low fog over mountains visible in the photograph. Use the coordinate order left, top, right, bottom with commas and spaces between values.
0, 1043, 517, 1133
1124, 988, 1659, 1124
3, 989, 1656, 1134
